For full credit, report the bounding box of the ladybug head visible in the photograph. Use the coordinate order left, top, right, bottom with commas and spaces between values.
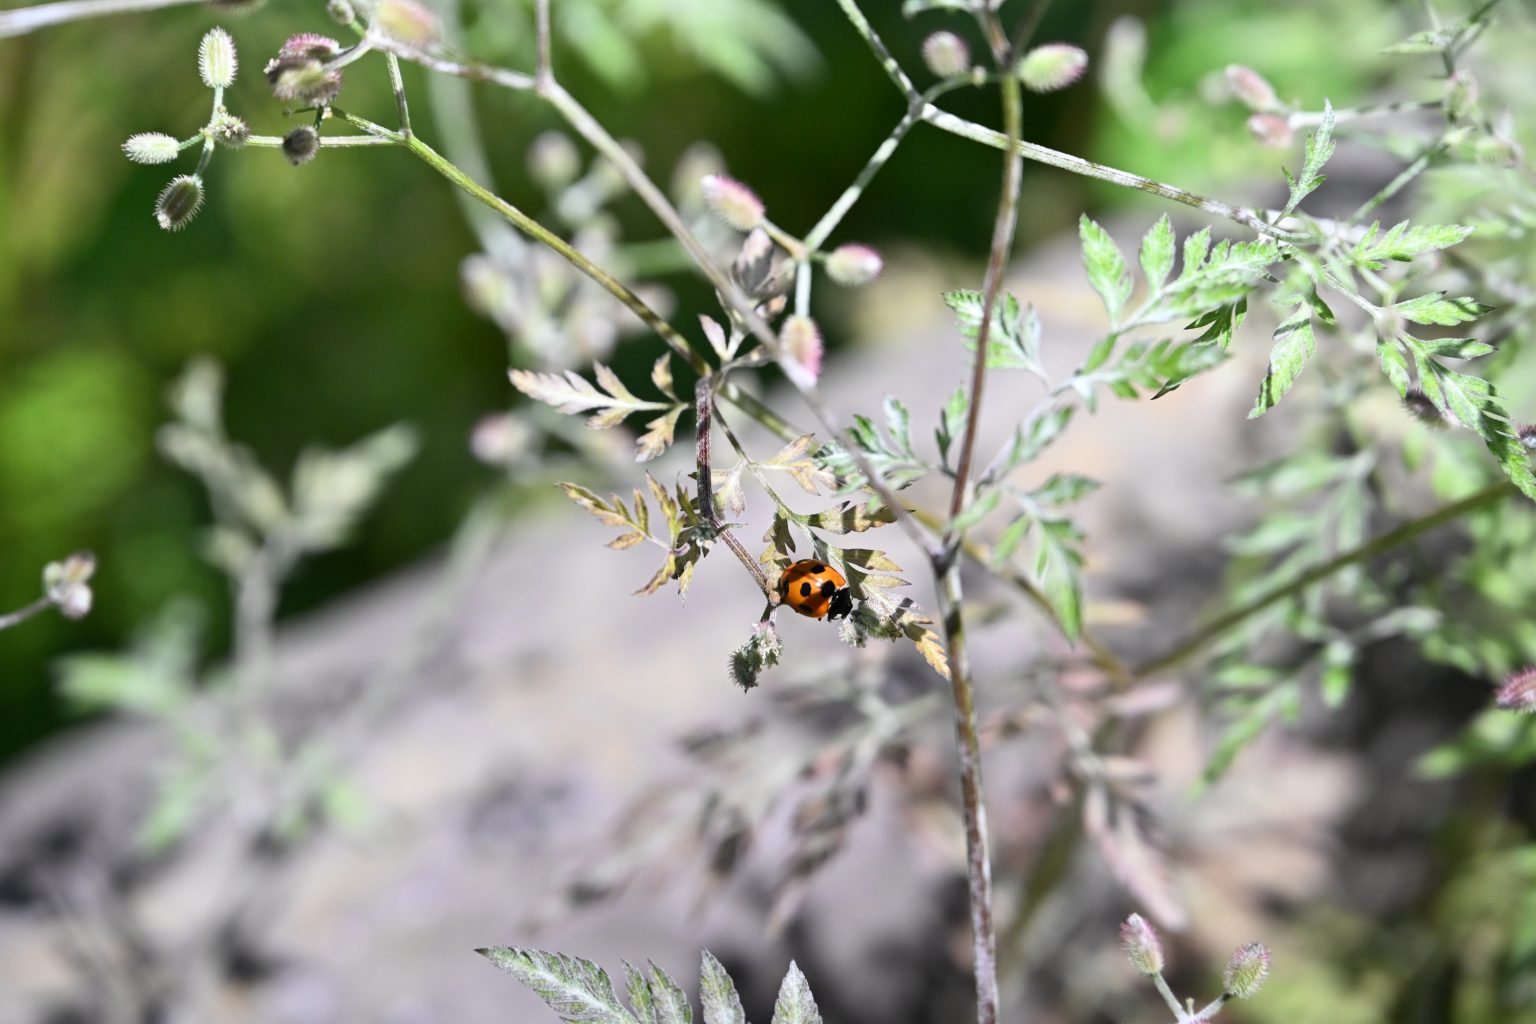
827, 587, 854, 621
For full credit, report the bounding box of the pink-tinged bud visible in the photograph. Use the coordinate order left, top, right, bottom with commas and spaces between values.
199, 27, 238, 89
470, 412, 533, 466
280, 33, 342, 59
826, 243, 883, 287
1223, 943, 1271, 998
1247, 112, 1294, 149
123, 132, 181, 165
1445, 70, 1479, 120
1496, 667, 1536, 712
1016, 43, 1088, 93
780, 315, 823, 387
154, 174, 205, 231
373, 0, 441, 49
1517, 423, 1536, 450
1120, 913, 1164, 976
265, 54, 343, 103
282, 126, 321, 166
701, 174, 765, 232
921, 31, 970, 78
1225, 64, 1278, 112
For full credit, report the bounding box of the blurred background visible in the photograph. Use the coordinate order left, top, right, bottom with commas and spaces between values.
3, 0, 1536, 1022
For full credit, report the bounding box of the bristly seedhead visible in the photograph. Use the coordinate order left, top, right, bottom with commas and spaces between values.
154, 175, 205, 231
921, 31, 970, 79
1016, 43, 1088, 93
1225, 64, 1279, 113
209, 111, 249, 147
280, 33, 342, 59
1496, 666, 1536, 713
266, 38, 344, 104
123, 132, 181, 165
282, 126, 321, 166
1119, 913, 1164, 976
327, 0, 356, 24
826, 244, 883, 287
199, 28, 238, 89
373, 0, 442, 50
729, 622, 783, 690
1247, 112, 1294, 149
780, 315, 823, 387
1402, 387, 1454, 429
1222, 943, 1271, 999
701, 174, 765, 232
1517, 423, 1536, 450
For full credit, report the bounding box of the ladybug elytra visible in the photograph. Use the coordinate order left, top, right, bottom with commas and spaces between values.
777, 559, 854, 620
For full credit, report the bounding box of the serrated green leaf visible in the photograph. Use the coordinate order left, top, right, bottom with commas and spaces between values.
1250, 309, 1317, 418
770, 962, 822, 1024
512, 366, 671, 430
625, 963, 658, 1024
636, 405, 687, 462
699, 952, 745, 1024
479, 948, 637, 1024
1383, 28, 1452, 54
1079, 216, 1133, 323
800, 500, 898, 534
1029, 473, 1099, 506
1352, 221, 1473, 267
1282, 100, 1335, 216
647, 964, 691, 1024
1035, 517, 1085, 643
935, 386, 968, 466
1394, 293, 1494, 326
1139, 214, 1176, 291
950, 487, 1002, 533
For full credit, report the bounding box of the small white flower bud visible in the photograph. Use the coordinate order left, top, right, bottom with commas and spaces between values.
701, 174, 765, 232
1016, 43, 1088, 93
921, 31, 970, 78
123, 132, 182, 165
780, 315, 823, 387
826, 243, 883, 287
199, 27, 239, 89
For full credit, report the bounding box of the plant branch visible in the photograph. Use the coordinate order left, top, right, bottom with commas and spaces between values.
0, 596, 53, 631
1134, 479, 1517, 679
0, 0, 195, 37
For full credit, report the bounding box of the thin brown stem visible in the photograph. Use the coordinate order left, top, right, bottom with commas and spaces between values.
696, 376, 772, 597
0, 596, 53, 631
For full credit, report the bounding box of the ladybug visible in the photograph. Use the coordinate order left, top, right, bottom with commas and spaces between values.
777, 559, 854, 620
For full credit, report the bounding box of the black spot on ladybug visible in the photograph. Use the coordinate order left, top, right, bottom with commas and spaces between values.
810, 563, 824, 572
800, 582, 813, 597
820, 580, 835, 596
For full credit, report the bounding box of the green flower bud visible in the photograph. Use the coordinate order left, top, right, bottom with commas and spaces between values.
282, 126, 321, 166
209, 110, 249, 147
123, 132, 182, 165
1119, 913, 1164, 976
327, 0, 356, 24
1016, 43, 1088, 93
154, 174, 205, 231
921, 31, 970, 78
1222, 943, 1271, 999
199, 27, 238, 89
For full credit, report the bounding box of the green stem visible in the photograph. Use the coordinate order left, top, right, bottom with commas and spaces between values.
1134, 480, 1517, 679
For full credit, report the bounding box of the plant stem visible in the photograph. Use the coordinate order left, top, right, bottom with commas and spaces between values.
695, 377, 771, 596
1134, 479, 1516, 679
386, 53, 412, 136
0, 0, 195, 37
932, 68, 1024, 1024
918, 105, 1306, 242
0, 596, 53, 631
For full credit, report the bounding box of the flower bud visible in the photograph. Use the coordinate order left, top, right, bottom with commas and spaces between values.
282, 126, 321, 166
921, 31, 970, 78
470, 412, 533, 466
1246, 112, 1294, 149
209, 110, 249, 147
1496, 666, 1536, 712
373, 0, 441, 49
1222, 943, 1271, 999
199, 27, 238, 89
154, 174, 205, 231
826, 243, 883, 287
1016, 43, 1088, 93
780, 315, 823, 387
1402, 388, 1453, 429
1119, 913, 1164, 976
1517, 423, 1536, 450
280, 33, 342, 59
123, 132, 182, 165
1225, 64, 1278, 112
701, 174, 764, 232
327, 0, 356, 24
266, 51, 343, 104
528, 131, 581, 189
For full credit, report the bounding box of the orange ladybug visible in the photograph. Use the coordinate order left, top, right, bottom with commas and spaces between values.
777, 559, 854, 620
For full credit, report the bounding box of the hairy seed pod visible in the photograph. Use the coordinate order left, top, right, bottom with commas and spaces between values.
155, 175, 205, 231
199, 27, 238, 89
701, 174, 765, 232
282, 126, 321, 166
921, 31, 969, 79
780, 315, 823, 387
1120, 914, 1164, 976
1016, 43, 1088, 93
826, 244, 883, 287
1223, 944, 1271, 999
123, 132, 181, 165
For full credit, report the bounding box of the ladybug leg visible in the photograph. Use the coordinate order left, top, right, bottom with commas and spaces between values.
828, 588, 854, 621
